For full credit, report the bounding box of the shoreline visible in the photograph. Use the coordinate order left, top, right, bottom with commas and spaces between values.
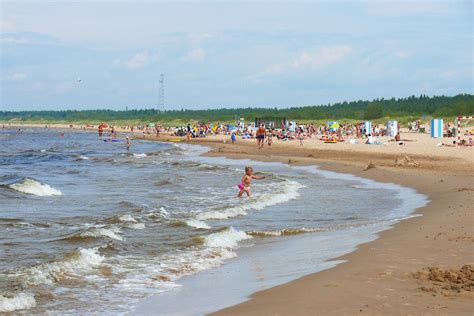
153, 136, 473, 315
202, 144, 473, 315
4, 124, 473, 314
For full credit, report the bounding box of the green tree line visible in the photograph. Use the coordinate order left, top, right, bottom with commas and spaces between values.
1, 94, 472, 123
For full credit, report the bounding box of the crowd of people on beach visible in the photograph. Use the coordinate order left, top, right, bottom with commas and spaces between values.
4, 118, 473, 149
164, 121, 397, 147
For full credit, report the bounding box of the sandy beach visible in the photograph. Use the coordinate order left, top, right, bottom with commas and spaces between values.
4, 123, 474, 314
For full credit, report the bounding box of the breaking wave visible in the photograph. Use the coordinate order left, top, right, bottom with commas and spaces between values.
62, 227, 123, 242
7, 178, 62, 197
203, 227, 251, 248
115, 227, 250, 296
118, 214, 137, 223
197, 180, 304, 220
0, 292, 36, 313
133, 153, 147, 158
185, 219, 211, 229
25, 247, 105, 286
248, 227, 324, 237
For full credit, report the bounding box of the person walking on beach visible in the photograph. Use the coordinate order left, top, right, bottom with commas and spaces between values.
256, 123, 266, 149
238, 166, 265, 197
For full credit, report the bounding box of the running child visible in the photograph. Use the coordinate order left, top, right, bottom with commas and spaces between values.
238, 166, 265, 197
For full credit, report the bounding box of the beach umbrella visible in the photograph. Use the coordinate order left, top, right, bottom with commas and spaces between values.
148, 123, 156, 127
330, 123, 340, 129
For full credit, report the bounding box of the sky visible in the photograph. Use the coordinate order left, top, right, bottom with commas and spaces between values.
0, 0, 473, 111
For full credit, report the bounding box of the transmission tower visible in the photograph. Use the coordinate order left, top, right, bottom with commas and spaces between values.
158, 74, 164, 111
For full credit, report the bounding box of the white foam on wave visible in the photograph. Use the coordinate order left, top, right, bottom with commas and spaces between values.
113, 227, 250, 296
25, 247, 104, 286
119, 214, 137, 222
248, 227, 324, 237
204, 227, 251, 248
185, 219, 211, 229
133, 153, 147, 158
78, 155, 90, 160
197, 180, 304, 220
80, 227, 123, 240
0, 292, 36, 313
130, 223, 145, 230
9, 178, 62, 197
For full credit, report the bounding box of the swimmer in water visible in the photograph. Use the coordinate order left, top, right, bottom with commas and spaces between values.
125, 136, 132, 150
238, 166, 265, 197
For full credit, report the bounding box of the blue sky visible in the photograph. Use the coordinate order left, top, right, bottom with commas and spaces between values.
1, 0, 472, 111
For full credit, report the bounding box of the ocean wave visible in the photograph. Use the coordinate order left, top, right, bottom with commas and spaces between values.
7, 178, 62, 197
0, 292, 36, 313
91, 156, 116, 163
110, 214, 145, 229
118, 214, 137, 223
161, 160, 232, 171
77, 155, 90, 160
129, 223, 145, 230
133, 153, 147, 158
25, 247, 104, 286
154, 179, 173, 187
62, 227, 123, 242
0, 217, 23, 222
114, 228, 250, 295
204, 227, 251, 248
248, 227, 324, 237
196, 180, 304, 220
144, 207, 170, 221
185, 219, 211, 229
79, 227, 122, 241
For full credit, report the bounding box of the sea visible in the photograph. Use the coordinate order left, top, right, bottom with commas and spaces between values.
0, 128, 428, 314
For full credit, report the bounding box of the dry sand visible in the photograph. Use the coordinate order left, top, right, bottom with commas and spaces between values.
5, 123, 474, 315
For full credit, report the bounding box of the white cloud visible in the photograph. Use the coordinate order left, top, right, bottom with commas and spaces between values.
246, 45, 352, 84
292, 46, 352, 69
114, 51, 160, 70
6, 72, 27, 81
181, 48, 206, 63
125, 51, 152, 69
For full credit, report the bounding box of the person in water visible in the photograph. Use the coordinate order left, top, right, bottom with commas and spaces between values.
238, 166, 265, 197
125, 136, 132, 150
